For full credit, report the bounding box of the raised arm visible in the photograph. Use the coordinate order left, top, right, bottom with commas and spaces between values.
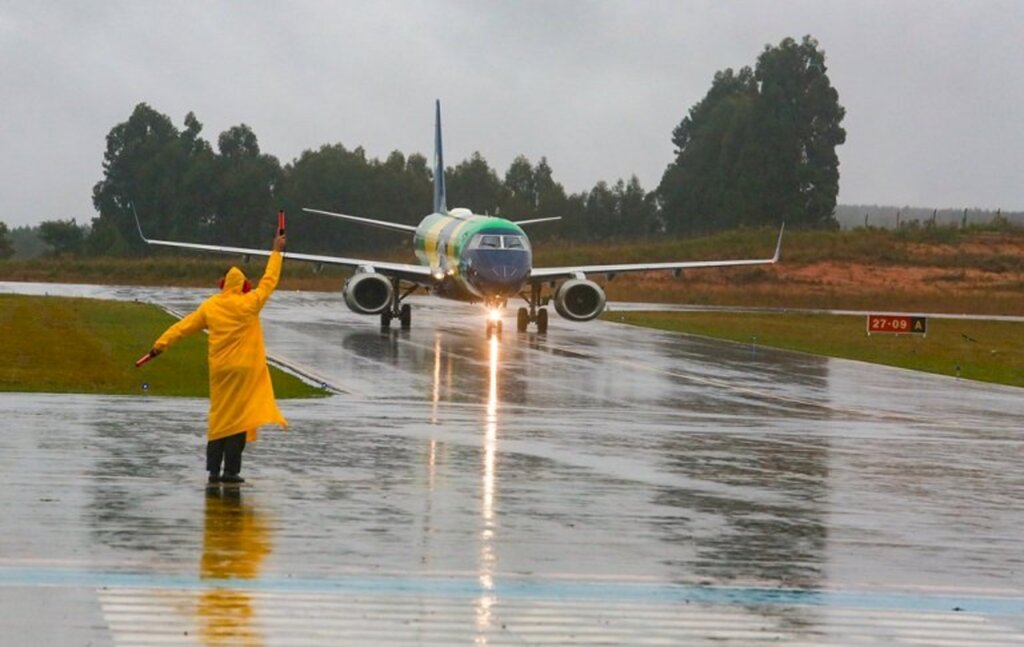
250, 233, 286, 312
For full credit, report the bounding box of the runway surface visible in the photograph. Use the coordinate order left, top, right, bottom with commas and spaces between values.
1, 281, 1023, 645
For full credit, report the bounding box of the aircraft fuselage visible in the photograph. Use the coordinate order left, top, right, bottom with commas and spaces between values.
413, 208, 531, 305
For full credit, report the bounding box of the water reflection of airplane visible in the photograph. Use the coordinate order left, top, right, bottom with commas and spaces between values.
135, 101, 784, 337
198, 489, 272, 646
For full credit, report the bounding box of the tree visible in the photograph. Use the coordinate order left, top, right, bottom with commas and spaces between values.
212, 124, 282, 248
584, 181, 618, 239
447, 152, 504, 215
90, 106, 233, 256
531, 158, 574, 242
658, 35, 845, 233
615, 176, 659, 237
277, 143, 398, 253
754, 36, 846, 228
502, 155, 538, 221
91, 103, 182, 254
8, 225, 49, 259
0, 221, 13, 259
38, 219, 87, 256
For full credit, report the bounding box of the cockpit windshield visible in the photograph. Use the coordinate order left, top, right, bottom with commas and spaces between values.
470, 234, 530, 251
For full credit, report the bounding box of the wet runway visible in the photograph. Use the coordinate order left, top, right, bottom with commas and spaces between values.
2, 281, 1023, 645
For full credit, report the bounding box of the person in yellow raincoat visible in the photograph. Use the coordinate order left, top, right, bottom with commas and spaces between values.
149, 233, 288, 484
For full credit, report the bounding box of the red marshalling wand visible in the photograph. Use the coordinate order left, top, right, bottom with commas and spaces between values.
134, 351, 157, 368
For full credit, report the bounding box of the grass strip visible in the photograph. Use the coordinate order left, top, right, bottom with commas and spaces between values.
607, 310, 1024, 388
0, 294, 326, 398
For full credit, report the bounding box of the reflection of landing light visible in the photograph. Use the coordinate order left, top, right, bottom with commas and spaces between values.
476, 336, 500, 643
421, 336, 441, 573
431, 334, 442, 425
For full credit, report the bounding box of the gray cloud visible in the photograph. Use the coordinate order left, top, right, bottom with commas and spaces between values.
2, 0, 1022, 228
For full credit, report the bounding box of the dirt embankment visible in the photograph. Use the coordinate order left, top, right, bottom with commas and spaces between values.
600, 230, 1024, 315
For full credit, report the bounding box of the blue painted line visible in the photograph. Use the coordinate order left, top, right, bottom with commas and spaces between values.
1, 567, 1021, 616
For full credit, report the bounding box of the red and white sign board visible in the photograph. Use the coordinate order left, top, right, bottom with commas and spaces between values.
867, 314, 927, 336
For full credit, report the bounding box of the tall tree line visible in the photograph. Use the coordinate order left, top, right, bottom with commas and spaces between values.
657, 35, 845, 233
76, 35, 843, 257
87, 104, 661, 256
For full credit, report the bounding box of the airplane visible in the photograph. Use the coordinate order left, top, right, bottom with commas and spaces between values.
136, 100, 784, 338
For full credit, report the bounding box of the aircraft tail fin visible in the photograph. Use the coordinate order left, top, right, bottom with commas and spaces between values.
433, 100, 447, 215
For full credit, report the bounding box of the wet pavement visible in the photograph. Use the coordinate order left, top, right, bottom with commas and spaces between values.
1, 281, 1023, 645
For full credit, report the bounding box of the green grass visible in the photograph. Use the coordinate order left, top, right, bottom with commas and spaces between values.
607, 310, 1024, 388
0, 294, 326, 398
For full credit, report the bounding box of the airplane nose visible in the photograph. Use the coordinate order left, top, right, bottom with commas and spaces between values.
465, 250, 531, 293
490, 263, 525, 282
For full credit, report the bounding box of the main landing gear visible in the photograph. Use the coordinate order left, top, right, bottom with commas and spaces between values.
380, 279, 416, 330
516, 282, 549, 334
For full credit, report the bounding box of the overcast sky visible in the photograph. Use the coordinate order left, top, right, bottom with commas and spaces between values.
1, 1, 1022, 228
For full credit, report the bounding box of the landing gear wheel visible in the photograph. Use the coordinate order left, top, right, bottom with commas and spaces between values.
496, 320, 503, 338
486, 321, 494, 339
536, 307, 549, 334
517, 307, 529, 332
380, 311, 393, 328
399, 303, 411, 330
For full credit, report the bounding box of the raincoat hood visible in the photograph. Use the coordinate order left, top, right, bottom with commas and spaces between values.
222, 267, 249, 294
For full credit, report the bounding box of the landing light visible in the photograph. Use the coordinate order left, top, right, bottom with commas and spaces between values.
488, 308, 502, 322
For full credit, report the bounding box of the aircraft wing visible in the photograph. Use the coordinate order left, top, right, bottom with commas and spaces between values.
530, 224, 784, 282
139, 237, 435, 285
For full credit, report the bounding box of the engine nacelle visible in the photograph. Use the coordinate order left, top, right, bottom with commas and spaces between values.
553, 278, 606, 322
342, 272, 393, 314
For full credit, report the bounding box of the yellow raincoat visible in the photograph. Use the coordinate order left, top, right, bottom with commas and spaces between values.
153, 252, 287, 442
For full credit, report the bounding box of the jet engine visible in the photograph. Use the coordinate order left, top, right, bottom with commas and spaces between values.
553, 278, 606, 321
342, 272, 393, 314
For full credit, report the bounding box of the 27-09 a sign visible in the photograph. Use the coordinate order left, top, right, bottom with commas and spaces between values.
867, 314, 927, 335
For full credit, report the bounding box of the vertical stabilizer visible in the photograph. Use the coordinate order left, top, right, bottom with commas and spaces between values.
433, 100, 447, 214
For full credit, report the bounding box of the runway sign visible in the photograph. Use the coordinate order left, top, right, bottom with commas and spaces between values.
867, 314, 927, 336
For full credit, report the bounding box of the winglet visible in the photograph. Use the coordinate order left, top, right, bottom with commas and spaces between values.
131, 203, 150, 243
433, 100, 447, 215
772, 223, 785, 262
513, 216, 563, 226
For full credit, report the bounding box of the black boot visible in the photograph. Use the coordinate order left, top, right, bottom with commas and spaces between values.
220, 472, 245, 484
208, 471, 221, 484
